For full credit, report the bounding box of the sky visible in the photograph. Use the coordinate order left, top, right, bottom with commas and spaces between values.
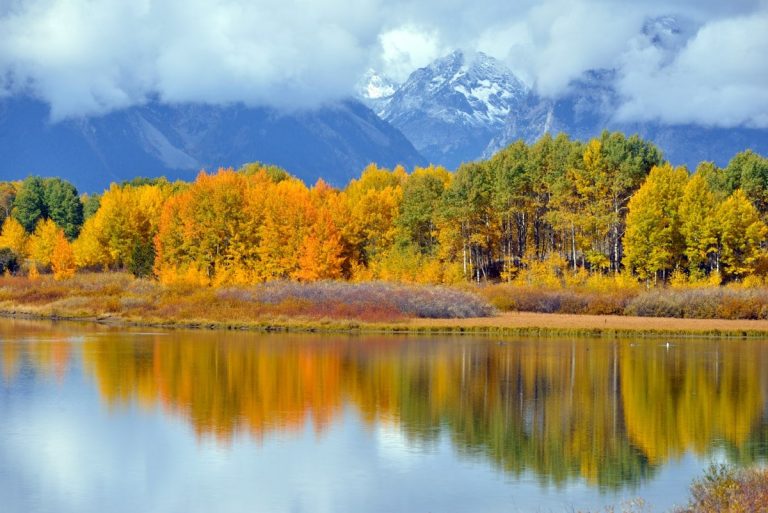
0, 0, 766, 127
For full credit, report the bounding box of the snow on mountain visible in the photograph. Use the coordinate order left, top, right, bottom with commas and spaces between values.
357, 69, 399, 116
359, 17, 766, 171
483, 69, 619, 157
375, 50, 530, 168
358, 69, 398, 102
641, 15, 696, 54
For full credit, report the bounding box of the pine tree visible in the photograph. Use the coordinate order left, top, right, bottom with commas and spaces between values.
43, 178, 84, 239
129, 238, 156, 278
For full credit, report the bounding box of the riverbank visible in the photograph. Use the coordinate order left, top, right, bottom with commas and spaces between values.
5, 273, 768, 337
6, 305, 768, 338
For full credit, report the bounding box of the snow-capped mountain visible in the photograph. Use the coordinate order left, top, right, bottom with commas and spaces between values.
360, 18, 766, 171
484, 67, 768, 168
357, 69, 399, 115
373, 50, 530, 168
484, 17, 768, 167
484, 69, 619, 157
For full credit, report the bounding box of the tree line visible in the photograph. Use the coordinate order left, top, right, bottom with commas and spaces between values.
1, 132, 767, 285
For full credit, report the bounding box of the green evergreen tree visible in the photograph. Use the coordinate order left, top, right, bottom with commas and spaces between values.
0, 247, 19, 275
44, 178, 84, 239
724, 150, 768, 217
82, 193, 101, 220
12, 176, 47, 232
129, 238, 156, 278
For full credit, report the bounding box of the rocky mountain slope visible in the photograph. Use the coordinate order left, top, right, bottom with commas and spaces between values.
364, 51, 530, 168
0, 97, 425, 192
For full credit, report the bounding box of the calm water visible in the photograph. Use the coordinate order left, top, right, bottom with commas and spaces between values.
1, 319, 767, 512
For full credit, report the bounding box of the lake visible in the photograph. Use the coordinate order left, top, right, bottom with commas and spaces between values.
1, 319, 767, 512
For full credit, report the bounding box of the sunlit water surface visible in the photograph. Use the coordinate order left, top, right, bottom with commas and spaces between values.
1, 319, 767, 512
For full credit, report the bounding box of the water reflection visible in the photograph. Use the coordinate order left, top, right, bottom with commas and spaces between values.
3, 322, 767, 493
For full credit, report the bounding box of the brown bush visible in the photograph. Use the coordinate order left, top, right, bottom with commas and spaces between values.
673, 464, 768, 513
625, 288, 768, 320
480, 284, 635, 316
218, 281, 495, 319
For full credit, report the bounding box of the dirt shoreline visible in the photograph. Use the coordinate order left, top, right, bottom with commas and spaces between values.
4, 308, 768, 338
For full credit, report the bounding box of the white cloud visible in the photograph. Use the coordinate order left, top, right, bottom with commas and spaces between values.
615, 13, 768, 127
0, 0, 384, 119
378, 25, 445, 82
0, 0, 766, 127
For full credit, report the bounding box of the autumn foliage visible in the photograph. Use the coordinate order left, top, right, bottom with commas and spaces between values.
0, 132, 767, 291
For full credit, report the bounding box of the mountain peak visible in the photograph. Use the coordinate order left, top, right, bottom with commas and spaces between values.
385, 49, 529, 125
377, 49, 530, 168
357, 69, 398, 101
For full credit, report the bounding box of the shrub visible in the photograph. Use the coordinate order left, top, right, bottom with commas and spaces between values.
624, 288, 768, 319
218, 281, 495, 319
0, 248, 19, 275
480, 283, 636, 316
674, 464, 768, 513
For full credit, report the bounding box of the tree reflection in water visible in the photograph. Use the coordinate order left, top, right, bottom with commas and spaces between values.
3, 327, 768, 490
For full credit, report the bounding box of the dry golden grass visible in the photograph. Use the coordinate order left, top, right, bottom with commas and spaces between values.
410, 311, 768, 333
4, 272, 768, 336
0, 272, 489, 328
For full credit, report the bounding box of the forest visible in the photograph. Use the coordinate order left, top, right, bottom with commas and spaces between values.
1, 131, 768, 289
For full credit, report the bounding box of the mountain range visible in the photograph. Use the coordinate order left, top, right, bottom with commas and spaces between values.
0, 97, 425, 192
362, 17, 767, 170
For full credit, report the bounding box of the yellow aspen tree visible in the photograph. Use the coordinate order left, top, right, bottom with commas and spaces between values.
294, 208, 344, 281
678, 173, 719, 276
72, 217, 110, 269
78, 183, 169, 271
344, 165, 404, 269
155, 170, 247, 284
623, 164, 687, 283
255, 179, 311, 281
28, 218, 61, 269
51, 231, 76, 280
0, 216, 28, 258
717, 189, 768, 279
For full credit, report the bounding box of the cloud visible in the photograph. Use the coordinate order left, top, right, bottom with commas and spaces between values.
614, 12, 768, 127
444, 0, 768, 128
377, 26, 445, 83
0, 0, 385, 119
0, 0, 766, 128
